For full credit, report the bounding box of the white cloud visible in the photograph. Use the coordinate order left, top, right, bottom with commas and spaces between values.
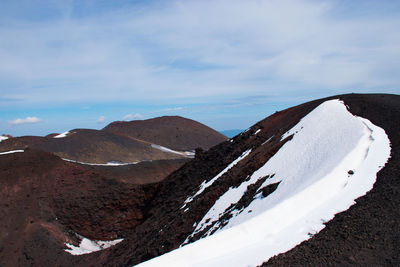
97, 116, 106, 123
122, 113, 143, 121
9, 116, 42, 125
0, 0, 399, 108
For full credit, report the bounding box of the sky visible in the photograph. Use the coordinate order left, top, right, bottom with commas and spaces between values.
0, 0, 399, 136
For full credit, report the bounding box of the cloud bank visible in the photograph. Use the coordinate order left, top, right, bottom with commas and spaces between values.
0, 0, 398, 108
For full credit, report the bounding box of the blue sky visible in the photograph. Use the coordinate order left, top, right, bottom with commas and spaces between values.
0, 0, 399, 136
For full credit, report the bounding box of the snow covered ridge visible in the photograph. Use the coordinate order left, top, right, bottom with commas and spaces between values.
181, 149, 252, 210
64, 235, 123, 255
137, 100, 391, 267
151, 144, 195, 157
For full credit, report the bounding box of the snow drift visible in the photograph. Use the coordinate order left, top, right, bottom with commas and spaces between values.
137, 99, 391, 267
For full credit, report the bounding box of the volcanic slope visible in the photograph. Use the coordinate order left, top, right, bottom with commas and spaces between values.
103, 116, 227, 151
0, 116, 227, 164
0, 148, 166, 267
74, 94, 398, 267
1, 94, 398, 267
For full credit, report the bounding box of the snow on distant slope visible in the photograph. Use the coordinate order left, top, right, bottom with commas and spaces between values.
54, 131, 70, 138
0, 150, 24, 155
137, 100, 391, 267
151, 144, 195, 157
0, 136, 9, 142
62, 158, 139, 166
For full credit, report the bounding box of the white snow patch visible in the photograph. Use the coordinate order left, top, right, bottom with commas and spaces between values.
254, 129, 261, 135
181, 149, 252, 209
0, 150, 24, 155
65, 236, 123, 255
54, 131, 70, 138
62, 158, 139, 166
137, 100, 391, 267
0, 136, 9, 142
151, 144, 195, 157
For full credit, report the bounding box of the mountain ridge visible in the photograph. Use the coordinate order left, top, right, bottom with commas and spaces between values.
92, 93, 399, 266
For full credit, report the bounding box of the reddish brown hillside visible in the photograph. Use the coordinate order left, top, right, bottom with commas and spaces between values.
103, 116, 228, 151
0, 149, 161, 267
79, 158, 189, 184
0, 129, 184, 164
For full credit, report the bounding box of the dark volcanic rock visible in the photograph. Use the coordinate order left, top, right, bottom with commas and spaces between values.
79, 158, 189, 184
0, 149, 160, 267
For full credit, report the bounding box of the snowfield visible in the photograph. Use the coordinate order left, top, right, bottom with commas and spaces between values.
0, 136, 9, 142
137, 100, 391, 267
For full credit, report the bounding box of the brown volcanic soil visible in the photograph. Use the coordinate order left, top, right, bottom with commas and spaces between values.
80, 158, 189, 184
103, 116, 228, 151
0, 149, 162, 267
0, 129, 184, 164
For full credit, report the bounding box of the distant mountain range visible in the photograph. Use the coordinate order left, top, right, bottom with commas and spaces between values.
0, 94, 399, 266
0, 116, 227, 164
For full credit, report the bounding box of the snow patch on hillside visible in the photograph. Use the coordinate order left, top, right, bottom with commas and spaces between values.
62, 158, 139, 166
54, 131, 70, 138
0, 150, 24, 155
0, 136, 9, 142
181, 149, 252, 209
151, 144, 195, 158
137, 99, 391, 267
65, 235, 123, 255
